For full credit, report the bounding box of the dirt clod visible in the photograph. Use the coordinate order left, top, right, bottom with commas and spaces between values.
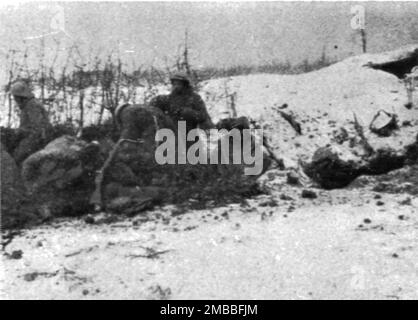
287, 171, 300, 185
301, 190, 318, 199
84, 215, 95, 224
280, 194, 294, 201
399, 198, 412, 206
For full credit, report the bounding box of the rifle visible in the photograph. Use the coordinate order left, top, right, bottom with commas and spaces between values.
89, 138, 143, 210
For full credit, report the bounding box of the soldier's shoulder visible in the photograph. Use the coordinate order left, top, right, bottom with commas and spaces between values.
190, 91, 204, 100
151, 94, 169, 101
150, 94, 170, 105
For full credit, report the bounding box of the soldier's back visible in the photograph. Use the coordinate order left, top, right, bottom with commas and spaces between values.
20, 98, 51, 133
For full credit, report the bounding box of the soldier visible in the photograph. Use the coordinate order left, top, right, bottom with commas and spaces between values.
10, 81, 52, 164
150, 72, 214, 132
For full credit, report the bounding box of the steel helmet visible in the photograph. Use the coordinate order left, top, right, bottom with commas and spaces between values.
11, 81, 34, 98
170, 72, 191, 85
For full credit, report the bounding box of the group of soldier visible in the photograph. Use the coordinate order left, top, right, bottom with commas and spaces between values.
6, 72, 214, 164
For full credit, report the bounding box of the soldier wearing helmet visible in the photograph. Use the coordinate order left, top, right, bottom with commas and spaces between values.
150, 72, 214, 132
10, 81, 52, 163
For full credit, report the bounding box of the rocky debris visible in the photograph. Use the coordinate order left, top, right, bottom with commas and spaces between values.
9, 250, 23, 260
286, 171, 300, 185
126, 246, 172, 259
404, 102, 413, 110
106, 195, 155, 216
399, 198, 412, 206
5, 47, 418, 227
84, 215, 95, 224
23, 270, 59, 282
147, 285, 172, 300
1, 143, 24, 209
90, 138, 145, 210
353, 113, 374, 157
405, 134, 418, 164
21, 135, 102, 217
117, 105, 175, 140
1, 143, 38, 228
302, 147, 363, 189
280, 194, 294, 201
203, 45, 418, 179
249, 119, 284, 170
304, 133, 418, 190
369, 110, 399, 137
216, 116, 250, 130
368, 46, 418, 78
301, 189, 318, 199
277, 110, 302, 135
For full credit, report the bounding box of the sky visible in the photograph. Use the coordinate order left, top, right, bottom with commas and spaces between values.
0, 1, 418, 81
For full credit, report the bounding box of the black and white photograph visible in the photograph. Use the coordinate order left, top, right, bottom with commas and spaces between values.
1, 0, 418, 301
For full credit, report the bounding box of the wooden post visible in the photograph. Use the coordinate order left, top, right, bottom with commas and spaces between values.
230, 93, 237, 118
360, 29, 367, 53
89, 138, 143, 210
